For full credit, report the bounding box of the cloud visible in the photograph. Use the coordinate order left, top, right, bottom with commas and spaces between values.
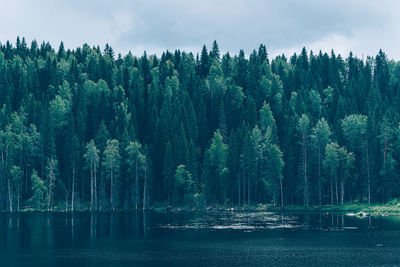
0, 0, 399, 59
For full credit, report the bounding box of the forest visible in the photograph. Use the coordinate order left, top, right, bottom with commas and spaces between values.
0, 37, 400, 212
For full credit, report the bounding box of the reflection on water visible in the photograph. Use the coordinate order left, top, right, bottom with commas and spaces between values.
2, 211, 400, 245
1, 211, 400, 266
157, 211, 300, 230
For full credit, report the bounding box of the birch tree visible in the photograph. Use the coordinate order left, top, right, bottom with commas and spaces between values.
125, 141, 143, 210
84, 140, 100, 211
103, 139, 120, 210
311, 118, 331, 206
297, 114, 310, 206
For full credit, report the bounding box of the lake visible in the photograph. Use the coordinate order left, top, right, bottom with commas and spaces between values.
1, 211, 400, 266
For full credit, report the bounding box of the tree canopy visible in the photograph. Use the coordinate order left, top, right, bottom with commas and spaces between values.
0, 38, 399, 211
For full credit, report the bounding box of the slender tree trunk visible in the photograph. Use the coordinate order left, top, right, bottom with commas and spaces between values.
135, 160, 138, 210
110, 165, 114, 211
65, 193, 68, 212
335, 177, 339, 205
25, 167, 28, 194
383, 136, 387, 203
71, 163, 75, 212
247, 171, 250, 205
48, 182, 51, 212
90, 161, 93, 211
280, 178, 284, 207
8, 172, 12, 212
168, 173, 171, 206
255, 161, 258, 203
384, 136, 387, 165
273, 191, 276, 207
330, 178, 333, 206
318, 144, 321, 206
1, 151, 4, 210
341, 176, 344, 205
303, 135, 308, 207
94, 163, 97, 210
4, 150, 13, 212
81, 169, 84, 208
41, 144, 44, 178
243, 169, 246, 205
238, 170, 241, 206
17, 187, 20, 212
143, 160, 147, 211
48, 167, 54, 212
366, 142, 371, 204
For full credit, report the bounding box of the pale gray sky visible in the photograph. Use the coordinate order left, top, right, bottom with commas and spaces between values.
0, 0, 399, 59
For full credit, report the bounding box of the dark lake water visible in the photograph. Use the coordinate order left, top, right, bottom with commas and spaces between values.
1, 211, 400, 266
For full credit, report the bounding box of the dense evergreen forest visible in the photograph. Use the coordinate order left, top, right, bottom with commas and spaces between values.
1, 37, 400, 212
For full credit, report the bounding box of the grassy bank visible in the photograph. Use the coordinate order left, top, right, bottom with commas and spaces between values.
151, 201, 400, 215
3, 201, 400, 215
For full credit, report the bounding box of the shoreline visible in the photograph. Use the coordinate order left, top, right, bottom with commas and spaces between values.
1, 203, 400, 215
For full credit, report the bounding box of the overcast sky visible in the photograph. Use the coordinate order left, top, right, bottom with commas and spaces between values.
1, 0, 399, 60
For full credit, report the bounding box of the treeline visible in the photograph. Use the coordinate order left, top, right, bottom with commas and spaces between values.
1, 37, 400, 211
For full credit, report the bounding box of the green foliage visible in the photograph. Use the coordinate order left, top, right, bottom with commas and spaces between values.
125, 140, 145, 209
342, 114, 367, 150
173, 165, 195, 206
103, 139, 120, 174
0, 39, 400, 211
84, 140, 100, 167
103, 139, 120, 209
202, 130, 229, 203
29, 170, 47, 210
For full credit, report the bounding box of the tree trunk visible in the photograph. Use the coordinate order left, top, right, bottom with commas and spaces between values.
273, 190, 276, 207
135, 160, 138, 210
330, 178, 333, 206
1, 152, 5, 210
8, 172, 12, 212
366, 142, 371, 204
17, 187, 20, 212
143, 160, 147, 211
110, 166, 114, 211
94, 163, 97, 210
81, 168, 84, 208
4, 151, 12, 212
25, 167, 28, 194
280, 178, 284, 207
303, 135, 308, 207
41, 144, 44, 178
71, 163, 75, 212
335, 177, 339, 205
383, 136, 387, 203
318, 144, 321, 206
238, 170, 241, 206
341, 176, 344, 205
255, 161, 258, 203
242, 169, 246, 205
90, 161, 93, 211
247, 171, 250, 205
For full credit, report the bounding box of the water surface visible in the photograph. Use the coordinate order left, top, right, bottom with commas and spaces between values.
1, 211, 400, 266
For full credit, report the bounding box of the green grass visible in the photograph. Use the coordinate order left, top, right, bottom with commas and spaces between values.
149, 201, 400, 215
3, 200, 400, 215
